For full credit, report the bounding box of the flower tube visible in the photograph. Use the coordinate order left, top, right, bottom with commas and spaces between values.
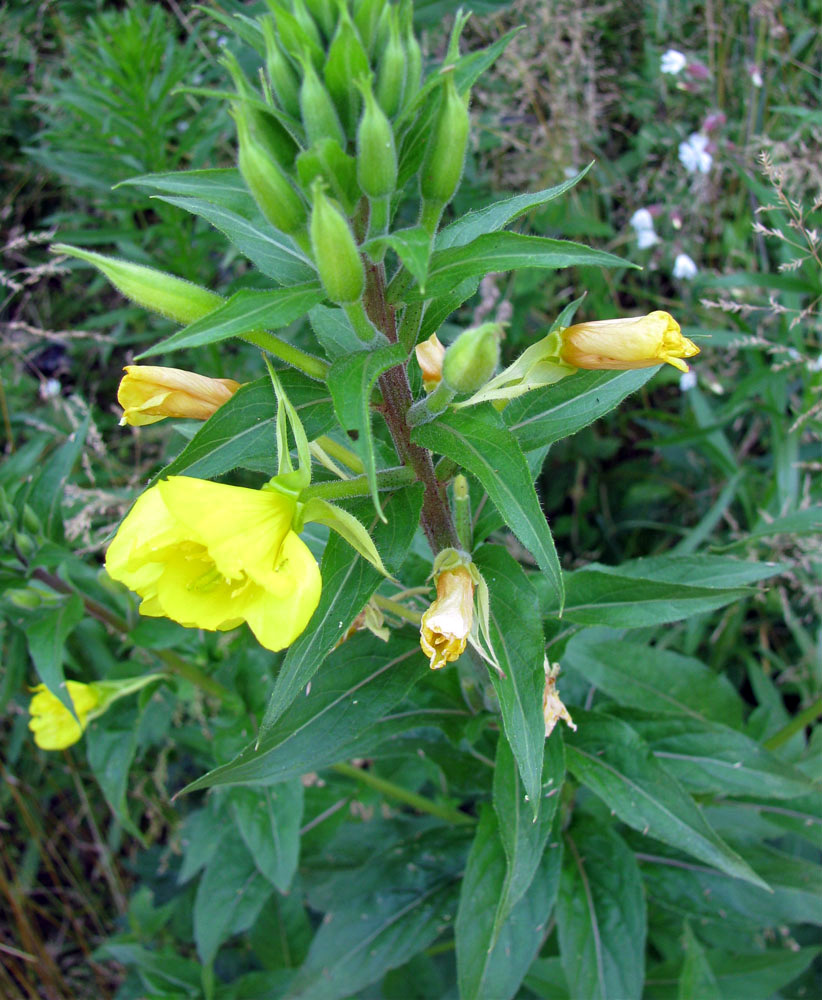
559, 311, 699, 373
118, 366, 240, 426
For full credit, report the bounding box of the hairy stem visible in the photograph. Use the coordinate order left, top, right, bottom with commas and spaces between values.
331, 761, 473, 825
241, 328, 329, 381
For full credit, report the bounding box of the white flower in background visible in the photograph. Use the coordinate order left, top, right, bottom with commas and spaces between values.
661, 49, 688, 75
630, 207, 659, 249
679, 370, 698, 391
679, 133, 712, 174
807, 354, 822, 373
673, 253, 698, 279
637, 228, 660, 249
748, 64, 763, 87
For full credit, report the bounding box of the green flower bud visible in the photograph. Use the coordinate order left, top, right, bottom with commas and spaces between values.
309, 181, 365, 305
235, 104, 307, 236
51, 245, 222, 326
353, 0, 386, 56
13, 531, 36, 559
401, 1, 423, 102
303, 0, 336, 38
324, 5, 370, 134
442, 322, 502, 394
262, 16, 302, 118
269, 1, 324, 69
375, 7, 406, 118
7, 588, 43, 610
299, 54, 345, 147
420, 70, 469, 207
355, 74, 397, 198
292, 0, 324, 51
22, 504, 41, 535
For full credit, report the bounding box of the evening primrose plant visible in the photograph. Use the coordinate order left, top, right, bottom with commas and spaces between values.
8, 2, 815, 997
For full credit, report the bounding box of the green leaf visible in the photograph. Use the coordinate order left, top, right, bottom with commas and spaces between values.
308, 304, 361, 358
523, 957, 571, 999
474, 545, 546, 810
138, 284, 323, 357
645, 947, 821, 1000
121, 167, 253, 214
86, 701, 142, 839
24, 593, 85, 718
563, 633, 745, 728
419, 277, 480, 340
492, 730, 565, 938
436, 164, 593, 251
156, 373, 334, 481
504, 369, 656, 452
627, 713, 815, 800
155, 195, 314, 285
455, 805, 562, 1000
180, 632, 426, 792
95, 943, 202, 995
364, 226, 432, 292
228, 781, 303, 893
257, 486, 422, 739
26, 416, 90, 540
413, 408, 563, 606
596, 553, 784, 589
406, 232, 635, 300
556, 819, 646, 1000
327, 342, 406, 518
677, 924, 721, 1000
564, 711, 768, 887
193, 836, 274, 966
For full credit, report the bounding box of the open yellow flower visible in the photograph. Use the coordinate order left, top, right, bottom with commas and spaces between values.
559, 311, 699, 373
118, 365, 240, 426
105, 477, 321, 651
420, 566, 475, 670
28, 681, 101, 750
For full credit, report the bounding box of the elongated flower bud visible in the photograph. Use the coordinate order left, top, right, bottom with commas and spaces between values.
117, 366, 240, 426
354, 0, 385, 55
401, 1, 422, 101
299, 54, 345, 147
420, 70, 469, 207
442, 322, 502, 393
375, 7, 406, 118
559, 311, 699, 373
324, 5, 370, 133
235, 104, 306, 236
309, 181, 365, 305
356, 74, 397, 199
420, 565, 475, 670
52, 245, 222, 325
262, 17, 302, 118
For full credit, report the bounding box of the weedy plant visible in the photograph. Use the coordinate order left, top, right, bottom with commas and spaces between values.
2, 2, 820, 999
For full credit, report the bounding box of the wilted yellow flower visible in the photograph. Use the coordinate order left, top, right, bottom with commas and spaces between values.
420, 566, 475, 670
105, 477, 321, 651
543, 661, 576, 738
118, 365, 240, 426
28, 681, 101, 750
415, 333, 446, 392
559, 311, 699, 373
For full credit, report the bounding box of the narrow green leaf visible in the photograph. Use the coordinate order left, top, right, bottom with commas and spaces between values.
504, 369, 656, 452
564, 711, 769, 887
86, 701, 142, 839
557, 819, 646, 1000
308, 304, 361, 359
474, 545, 546, 810
594, 553, 784, 589
413, 408, 563, 606
418, 277, 480, 339
327, 342, 406, 518
228, 781, 303, 893
678, 924, 721, 1000
408, 232, 635, 300
120, 167, 253, 213
436, 164, 593, 251
364, 226, 431, 292
24, 593, 85, 717
138, 284, 323, 357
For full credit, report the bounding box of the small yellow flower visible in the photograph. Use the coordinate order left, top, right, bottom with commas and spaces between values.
28, 681, 101, 750
559, 311, 699, 373
415, 333, 446, 392
420, 566, 475, 670
105, 477, 321, 651
543, 661, 576, 738
118, 365, 240, 427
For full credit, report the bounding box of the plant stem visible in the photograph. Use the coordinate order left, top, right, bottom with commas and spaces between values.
314, 435, 365, 474
372, 593, 422, 624
764, 696, 822, 751
241, 328, 329, 381
300, 465, 416, 500
330, 761, 474, 825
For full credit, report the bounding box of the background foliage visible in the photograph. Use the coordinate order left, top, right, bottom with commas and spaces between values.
1, 1, 820, 998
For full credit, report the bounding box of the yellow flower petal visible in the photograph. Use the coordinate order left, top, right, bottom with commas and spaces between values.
420, 566, 474, 670
118, 365, 240, 426
28, 681, 101, 750
559, 311, 699, 372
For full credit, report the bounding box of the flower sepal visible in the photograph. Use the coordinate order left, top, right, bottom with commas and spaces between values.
298, 496, 389, 577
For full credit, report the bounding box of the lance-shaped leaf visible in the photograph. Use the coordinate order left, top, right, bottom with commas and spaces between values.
300, 497, 388, 576
564, 710, 768, 887
120, 167, 253, 213
21, 593, 85, 719
228, 781, 303, 894
180, 632, 425, 792
327, 342, 406, 518
413, 408, 563, 608
363, 226, 432, 292
556, 818, 646, 1000
137, 284, 324, 358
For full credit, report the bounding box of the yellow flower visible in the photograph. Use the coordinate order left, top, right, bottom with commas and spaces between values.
118, 365, 240, 427
420, 566, 475, 670
28, 681, 101, 750
415, 333, 446, 392
105, 477, 321, 651
559, 311, 699, 373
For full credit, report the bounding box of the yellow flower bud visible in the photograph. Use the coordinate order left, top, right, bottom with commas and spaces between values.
117, 366, 240, 427
28, 681, 101, 750
559, 311, 699, 373
420, 565, 474, 670
105, 477, 321, 652
415, 333, 446, 392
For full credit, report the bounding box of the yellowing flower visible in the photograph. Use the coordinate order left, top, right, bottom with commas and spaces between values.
118, 365, 240, 427
543, 661, 576, 738
559, 311, 699, 373
420, 566, 475, 670
105, 477, 321, 651
415, 333, 446, 392
28, 681, 101, 750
